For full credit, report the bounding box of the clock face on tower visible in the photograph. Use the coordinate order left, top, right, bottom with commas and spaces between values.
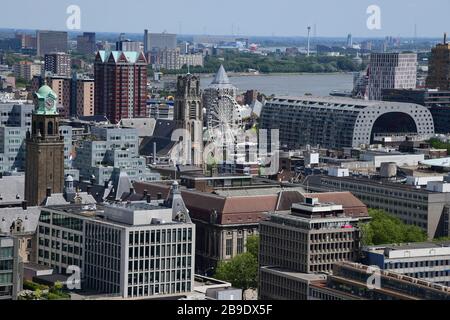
45, 97, 55, 110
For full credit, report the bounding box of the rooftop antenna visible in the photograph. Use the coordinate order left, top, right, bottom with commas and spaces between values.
307, 26, 311, 57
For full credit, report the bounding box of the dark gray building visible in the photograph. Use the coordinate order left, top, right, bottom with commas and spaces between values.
36, 30, 68, 56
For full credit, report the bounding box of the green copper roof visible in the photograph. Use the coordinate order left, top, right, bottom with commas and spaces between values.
97, 50, 145, 63
34, 85, 58, 115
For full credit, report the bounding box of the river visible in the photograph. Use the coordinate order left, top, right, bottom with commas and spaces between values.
196, 73, 354, 96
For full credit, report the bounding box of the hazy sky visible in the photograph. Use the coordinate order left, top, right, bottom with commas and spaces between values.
1, 0, 449, 37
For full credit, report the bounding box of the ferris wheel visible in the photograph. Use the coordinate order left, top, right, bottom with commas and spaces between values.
206, 94, 242, 146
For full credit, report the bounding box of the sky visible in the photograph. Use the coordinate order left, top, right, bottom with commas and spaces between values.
0, 0, 449, 38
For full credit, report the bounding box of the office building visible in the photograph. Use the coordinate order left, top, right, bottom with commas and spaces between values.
309, 262, 450, 300
260, 96, 434, 149
303, 174, 450, 239
259, 197, 362, 275
363, 242, 450, 286
44, 52, 72, 77
426, 34, 450, 90
259, 267, 327, 300
94, 50, 148, 124
37, 182, 195, 298
0, 236, 20, 300
36, 30, 68, 56
144, 31, 177, 53
13, 61, 42, 81
76, 32, 96, 55
368, 53, 417, 100
25, 85, 65, 207
73, 125, 160, 185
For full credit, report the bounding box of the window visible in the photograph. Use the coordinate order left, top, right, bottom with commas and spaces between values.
226, 239, 233, 257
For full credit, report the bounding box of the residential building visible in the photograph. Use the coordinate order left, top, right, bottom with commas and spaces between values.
76, 32, 96, 55
72, 75, 94, 117
13, 61, 42, 81
46, 76, 72, 118
44, 52, 72, 77
260, 96, 434, 149
36, 182, 195, 298
36, 30, 68, 56
367, 52, 417, 100
94, 50, 148, 124
426, 34, 450, 90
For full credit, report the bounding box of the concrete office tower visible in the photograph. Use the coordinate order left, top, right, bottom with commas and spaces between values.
44, 52, 72, 77
36, 30, 68, 56
174, 73, 204, 166
144, 31, 177, 52
36, 182, 195, 298
426, 33, 450, 90
203, 65, 238, 126
76, 32, 96, 55
94, 51, 148, 124
25, 85, 65, 207
259, 197, 361, 274
368, 52, 417, 100
13, 61, 42, 81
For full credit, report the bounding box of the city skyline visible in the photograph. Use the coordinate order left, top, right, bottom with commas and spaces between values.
0, 0, 449, 38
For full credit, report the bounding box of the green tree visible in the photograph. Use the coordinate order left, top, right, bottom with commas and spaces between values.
246, 235, 259, 259
361, 209, 427, 245
214, 252, 258, 291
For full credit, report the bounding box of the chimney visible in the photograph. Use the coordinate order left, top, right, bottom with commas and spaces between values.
46, 188, 52, 197
445, 32, 448, 45
143, 189, 148, 197
130, 187, 134, 194
157, 192, 162, 200
22, 201, 27, 210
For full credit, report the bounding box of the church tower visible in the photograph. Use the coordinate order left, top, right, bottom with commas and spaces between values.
174, 73, 204, 166
25, 85, 65, 206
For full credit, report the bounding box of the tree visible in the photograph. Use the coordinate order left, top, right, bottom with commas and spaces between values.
361, 209, 427, 245
246, 235, 259, 259
214, 252, 258, 291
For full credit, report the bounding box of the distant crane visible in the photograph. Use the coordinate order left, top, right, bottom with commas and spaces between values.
307, 26, 311, 56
